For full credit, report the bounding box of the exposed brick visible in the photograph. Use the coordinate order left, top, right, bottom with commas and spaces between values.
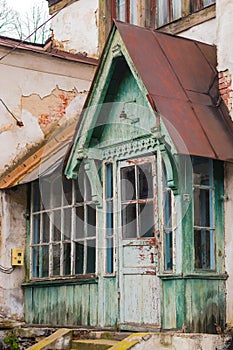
219, 69, 233, 112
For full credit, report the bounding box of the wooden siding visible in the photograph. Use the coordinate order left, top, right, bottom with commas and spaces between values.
162, 278, 226, 333
23, 280, 99, 326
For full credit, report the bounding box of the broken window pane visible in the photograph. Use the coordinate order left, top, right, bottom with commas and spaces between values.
53, 210, 61, 241
165, 231, 173, 270
86, 239, 96, 274
193, 157, 214, 270
121, 166, 136, 201
32, 214, 40, 244
63, 176, 72, 206
163, 161, 174, 271
41, 245, 49, 277
106, 163, 113, 199
52, 176, 62, 208
75, 174, 84, 203
193, 157, 210, 185
64, 208, 72, 240
75, 206, 84, 239
122, 203, 137, 239
85, 174, 92, 202
33, 181, 41, 212
139, 202, 154, 237
63, 243, 71, 276
42, 212, 50, 243
75, 242, 84, 274
106, 238, 114, 274
32, 246, 39, 278
138, 163, 153, 199
106, 201, 113, 235
164, 189, 172, 229
87, 204, 96, 237
194, 229, 214, 269
194, 188, 211, 227
52, 244, 60, 276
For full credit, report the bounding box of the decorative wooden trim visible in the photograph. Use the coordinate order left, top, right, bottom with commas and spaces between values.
102, 136, 158, 160
158, 4, 216, 35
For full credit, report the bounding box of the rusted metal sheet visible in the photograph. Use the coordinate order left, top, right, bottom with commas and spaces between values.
115, 21, 233, 162
0, 35, 98, 66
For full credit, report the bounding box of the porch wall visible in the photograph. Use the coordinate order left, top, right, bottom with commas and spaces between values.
23, 277, 117, 328
162, 278, 226, 333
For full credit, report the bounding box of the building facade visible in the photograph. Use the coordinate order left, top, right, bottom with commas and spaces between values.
1, 0, 233, 336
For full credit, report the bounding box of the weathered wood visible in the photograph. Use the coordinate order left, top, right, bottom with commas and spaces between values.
159, 4, 215, 34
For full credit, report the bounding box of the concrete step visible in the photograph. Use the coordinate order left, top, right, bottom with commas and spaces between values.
71, 339, 119, 350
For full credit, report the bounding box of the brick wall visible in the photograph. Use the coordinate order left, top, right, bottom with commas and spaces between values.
219, 69, 233, 112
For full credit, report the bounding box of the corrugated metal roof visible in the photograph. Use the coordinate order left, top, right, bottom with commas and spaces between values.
115, 21, 233, 162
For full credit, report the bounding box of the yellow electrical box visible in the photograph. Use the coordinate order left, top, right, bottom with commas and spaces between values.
11, 248, 24, 266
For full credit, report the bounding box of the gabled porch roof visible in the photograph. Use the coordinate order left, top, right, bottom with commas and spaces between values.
114, 21, 233, 162
66, 20, 233, 176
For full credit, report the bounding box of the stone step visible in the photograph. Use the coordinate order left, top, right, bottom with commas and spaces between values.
71, 339, 119, 350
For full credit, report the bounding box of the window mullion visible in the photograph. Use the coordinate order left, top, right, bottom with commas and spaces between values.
49, 210, 53, 277
71, 180, 75, 275
83, 175, 87, 275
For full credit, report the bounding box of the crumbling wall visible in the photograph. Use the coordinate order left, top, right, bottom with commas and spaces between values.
0, 49, 94, 176
50, 0, 99, 58
0, 186, 27, 322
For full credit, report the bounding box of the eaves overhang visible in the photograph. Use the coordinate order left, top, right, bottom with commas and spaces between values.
114, 20, 233, 163
65, 21, 233, 179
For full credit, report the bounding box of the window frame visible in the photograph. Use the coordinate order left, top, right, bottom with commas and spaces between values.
162, 163, 175, 272
192, 157, 215, 271
112, 0, 216, 32
30, 168, 97, 280
104, 161, 116, 275
119, 156, 158, 240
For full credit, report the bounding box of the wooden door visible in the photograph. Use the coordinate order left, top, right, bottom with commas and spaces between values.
117, 156, 161, 330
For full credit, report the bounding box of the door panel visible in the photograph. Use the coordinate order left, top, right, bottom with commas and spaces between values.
118, 156, 161, 329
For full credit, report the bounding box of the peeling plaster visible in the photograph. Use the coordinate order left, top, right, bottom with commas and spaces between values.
0, 111, 44, 173
21, 86, 79, 133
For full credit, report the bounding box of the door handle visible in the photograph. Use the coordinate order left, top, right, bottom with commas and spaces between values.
150, 252, 154, 264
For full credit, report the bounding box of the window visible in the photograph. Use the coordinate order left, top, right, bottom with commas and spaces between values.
30, 166, 96, 279
190, 0, 215, 12
116, 0, 139, 25
157, 0, 182, 27
193, 157, 215, 270
105, 163, 114, 274
113, 0, 215, 28
157, 0, 215, 26
163, 163, 174, 271
120, 158, 156, 239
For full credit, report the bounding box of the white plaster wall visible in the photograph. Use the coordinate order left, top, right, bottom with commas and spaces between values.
0, 49, 95, 174
216, 0, 233, 72
50, 0, 99, 57
225, 163, 233, 326
178, 18, 217, 45
0, 187, 27, 320
216, 2, 233, 325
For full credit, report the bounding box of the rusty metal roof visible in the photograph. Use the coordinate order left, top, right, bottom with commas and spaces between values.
115, 21, 233, 162
0, 35, 98, 65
